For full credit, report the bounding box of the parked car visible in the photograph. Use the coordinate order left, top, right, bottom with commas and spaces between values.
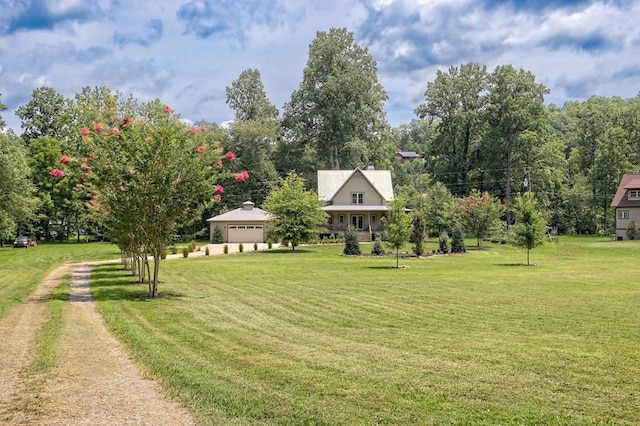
13, 236, 37, 248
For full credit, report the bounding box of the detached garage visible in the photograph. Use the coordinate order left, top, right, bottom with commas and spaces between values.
207, 201, 271, 243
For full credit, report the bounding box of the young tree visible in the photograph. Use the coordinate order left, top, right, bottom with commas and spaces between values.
282, 27, 393, 178
263, 172, 327, 250
410, 212, 426, 256
424, 182, 454, 236
343, 225, 361, 255
452, 191, 504, 248
511, 194, 546, 266
383, 196, 413, 268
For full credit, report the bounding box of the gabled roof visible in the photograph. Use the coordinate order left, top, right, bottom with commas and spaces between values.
207, 201, 272, 222
611, 174, 640, 207
317, 168, 394, 202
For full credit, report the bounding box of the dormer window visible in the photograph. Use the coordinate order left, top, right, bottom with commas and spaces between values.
352, 192, 364, 204
629, 190, 640, 199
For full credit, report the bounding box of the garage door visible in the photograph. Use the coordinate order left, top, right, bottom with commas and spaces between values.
228, 225, 264, 243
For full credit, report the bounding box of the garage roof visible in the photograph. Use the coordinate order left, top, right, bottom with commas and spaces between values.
207, 201, 272, 222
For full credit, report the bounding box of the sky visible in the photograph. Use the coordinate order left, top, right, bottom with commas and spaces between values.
1, 0, 639, 134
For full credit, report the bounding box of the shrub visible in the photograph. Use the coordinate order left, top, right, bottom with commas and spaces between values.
160, 250, 168, 260
626, 221, 638, 240
410, 213, 426, 256
267, 239, 273, 249
439, 231, 449, 254
371, 237, 385, 255
188, 240, 197, 252
343, 226, 361, 255
254, 242, 258, 251
223, 244, 228, 254
205, 246, 210, 256
450, 225, 466, 253
170, 245, 178, 255
239, 243, 244, 253
211, 225, 223, 244
282, 240, 289, 247
182, 247, 189, 258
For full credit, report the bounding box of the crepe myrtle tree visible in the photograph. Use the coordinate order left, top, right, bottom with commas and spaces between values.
511, 193, 546, 266
383, 195, 413, 268
52, 100, 248, 297
452, 191, 504, 248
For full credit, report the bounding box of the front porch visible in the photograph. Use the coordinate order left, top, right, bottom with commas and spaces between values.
320, 210, 386, 242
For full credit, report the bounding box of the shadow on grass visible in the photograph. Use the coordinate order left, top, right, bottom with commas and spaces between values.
494, 263, 536, 267
90, 264, 187, 302
258, 248, 316, 254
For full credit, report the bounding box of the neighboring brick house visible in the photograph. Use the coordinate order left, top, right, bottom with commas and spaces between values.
317, 168, 394, 241
611, 174, 640, 240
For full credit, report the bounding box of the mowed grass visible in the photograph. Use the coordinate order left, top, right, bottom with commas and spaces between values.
0, 242, 119, 318
92, 238, 640, 425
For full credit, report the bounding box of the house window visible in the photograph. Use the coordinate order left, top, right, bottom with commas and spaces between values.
339, 215, 344, 224
629, 190, 640, 199
351, 215, 364, 230
371, 214, 377, 224
618, 210, 629, 219
352, 192, 364, 204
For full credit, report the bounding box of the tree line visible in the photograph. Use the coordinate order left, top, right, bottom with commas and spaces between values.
2, 26, 639, 247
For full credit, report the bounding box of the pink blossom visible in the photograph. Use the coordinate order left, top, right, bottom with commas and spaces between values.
199, 125, 207, 132
76, 183, 84, 188
163, 105, 174, 114
189, 127, 197, 135
197, 145, 206, 154
111, 127, 119, 135
59, 155, 70, 164
102, 211, 110, 217
122, 117, 132, 126
214, 194, 221, 202
215, 185, 224, 194
49, 168, 65, 179
216, 160, 223, 167
234, 170, 249, 183
80, 127, 90, 136
94, 123, 104, 133
145, 136, 153, 142
171, 180, 178, 185
226, 151, 236, 161
118, 185, 128, 191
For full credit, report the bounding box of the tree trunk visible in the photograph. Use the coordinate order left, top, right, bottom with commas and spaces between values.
151, 252, 160, 297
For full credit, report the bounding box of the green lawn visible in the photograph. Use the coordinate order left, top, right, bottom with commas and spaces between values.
91, 238, 640, 425
0, 242, 119, 318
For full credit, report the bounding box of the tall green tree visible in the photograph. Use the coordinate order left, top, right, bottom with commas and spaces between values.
415, 62, 488, 195
282, 27, 393, 180
224, 69, 280, 208
0, 132, 37, 241
511, 194, 546, 266
0, 94, 6, 129
263, 172, 327, 250
383, 196, 413, 268
16, 86, 67, 144
226, 68, 279, 121
483, 65, 549, 214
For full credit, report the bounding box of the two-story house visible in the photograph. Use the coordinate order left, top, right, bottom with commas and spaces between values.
611, 174, 640, 240
318, 168, 394, 241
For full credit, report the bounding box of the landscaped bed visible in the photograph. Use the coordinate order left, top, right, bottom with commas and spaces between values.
91, 237, 639, 425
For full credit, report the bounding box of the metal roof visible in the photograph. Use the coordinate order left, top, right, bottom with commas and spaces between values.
317, 168, 394, 202
207, 201, 272, 222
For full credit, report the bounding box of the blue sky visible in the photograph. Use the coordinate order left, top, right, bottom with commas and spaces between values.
1, 0, 639, 134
